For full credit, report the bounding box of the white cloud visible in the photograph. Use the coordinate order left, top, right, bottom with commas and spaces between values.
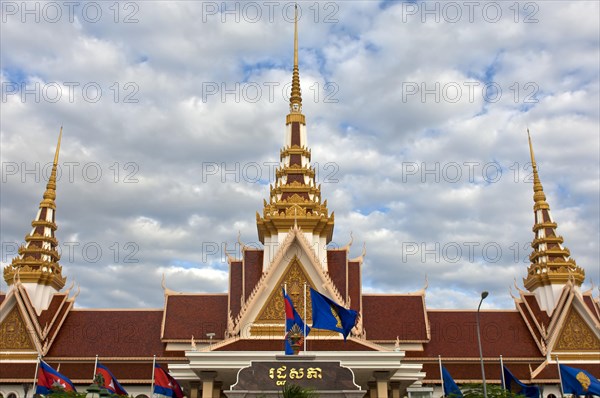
1, 1, 598, 309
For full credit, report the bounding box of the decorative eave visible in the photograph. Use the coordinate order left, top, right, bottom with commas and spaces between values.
275, 165, 316, 179
280, 145, 311, 161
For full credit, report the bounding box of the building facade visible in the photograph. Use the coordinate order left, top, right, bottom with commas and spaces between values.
1, 14, 599, 398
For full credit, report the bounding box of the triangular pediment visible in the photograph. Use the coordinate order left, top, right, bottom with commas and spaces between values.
0, 305, 35, 350
554, 307, 600, 352
232, 227, 346, 336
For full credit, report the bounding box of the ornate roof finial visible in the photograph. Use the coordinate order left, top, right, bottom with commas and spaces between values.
528, 130, 549, 211
287, 4, 304, 124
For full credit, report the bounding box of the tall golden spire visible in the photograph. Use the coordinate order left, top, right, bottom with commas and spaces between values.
40, 126, 62, 210
257, 7, 333, 267
528, 129, 549, 211
287, 4, 305, 125
4, 128, 66, 292
524, 131, 584, 293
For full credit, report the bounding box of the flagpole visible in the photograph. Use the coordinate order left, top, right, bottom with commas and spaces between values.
438, 355, 445, 397
556, 355, 564, 398
32, 355, 41, 396
150, 355, 156, 398
500, 355, 505, 389
303, 282, 307, 354
284, 283, 288, 346
93, 354, 99, 381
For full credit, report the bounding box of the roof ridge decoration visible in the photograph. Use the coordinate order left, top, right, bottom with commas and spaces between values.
4, 127, 66, 292
232, 226, 347, 335
523, 130, 585, 292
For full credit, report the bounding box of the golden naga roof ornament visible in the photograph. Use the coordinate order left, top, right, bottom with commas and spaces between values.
287, 4, 305, 125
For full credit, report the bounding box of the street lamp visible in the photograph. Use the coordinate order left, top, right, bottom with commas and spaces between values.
476, 291, 489, 398
206, 332, 215, 350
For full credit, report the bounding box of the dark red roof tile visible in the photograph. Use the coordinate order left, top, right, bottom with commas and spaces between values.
244, 250, 263, 301
163, 294, 228, 340
229, 261, 243, 318
327, 250, 347, 299
215, 339, 376, 351
46, 310, 166, 357
406, 310, 541, 358
362, 295, 427, 341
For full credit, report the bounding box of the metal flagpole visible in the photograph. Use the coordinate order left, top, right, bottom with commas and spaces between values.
303, 282, 307, 354
500, 355, 505, 389
555, 355, 564, 398
284, 283, 288, 344
32, 355, 41, 396
438, 355, 445, 397
93, 354, 99, 381
150, 355, 156, 398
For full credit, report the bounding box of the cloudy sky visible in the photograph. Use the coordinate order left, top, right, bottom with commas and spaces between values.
1, 1, 598, 310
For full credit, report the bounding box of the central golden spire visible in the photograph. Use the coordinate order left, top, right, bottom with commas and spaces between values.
287, 4, 305, 125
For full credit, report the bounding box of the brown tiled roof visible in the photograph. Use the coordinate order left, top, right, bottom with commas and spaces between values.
163, 294, 228, 340
517, 301, 543, 344
327, 250, 347, 299
46, 310, 166, 357
348, 261, 361, 312
362, 295, 427, 341
583, 294, 600, 322
0, 362, 37, 382
215, 339, 377, 351
229, 261, 243, 318
405, 310, 541, 358
244, 250, 263, 301
37, 294, 68, 328
0, 293, 5, 305
523, 294, 551, 326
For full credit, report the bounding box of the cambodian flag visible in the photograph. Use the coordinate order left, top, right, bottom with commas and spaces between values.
283, 288, 310, 355
154, 364, 184, 398
96, 362, 128, 395
36, 361, 76, 395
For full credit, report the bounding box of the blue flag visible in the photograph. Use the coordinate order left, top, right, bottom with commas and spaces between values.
283, 288, 310, 355
441, 366, 462, 397
309, 287, 358, 340
503, 366, 540, 398
560, 364, 600, 396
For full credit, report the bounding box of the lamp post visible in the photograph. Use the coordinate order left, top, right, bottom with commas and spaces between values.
476, 291, 489, 398
206, 332, 215, 350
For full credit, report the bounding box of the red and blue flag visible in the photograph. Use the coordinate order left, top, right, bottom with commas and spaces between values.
36, 361, 76, 395
96, 362, 128, 396
154, 364, 184, 398
283, 288, 310, 355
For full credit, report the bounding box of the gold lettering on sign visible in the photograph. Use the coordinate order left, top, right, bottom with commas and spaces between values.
0, 307, 34, 350
555, 308, 600, 351
307, 367, 322, 379
289, 368, 304, 379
